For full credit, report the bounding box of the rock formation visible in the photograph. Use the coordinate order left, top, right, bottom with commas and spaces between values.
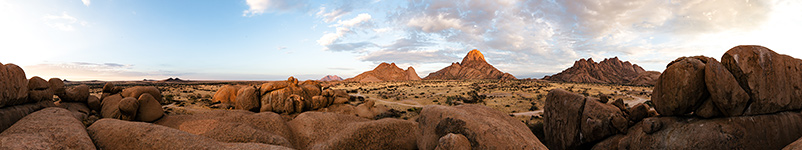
345, 62, 421, 82
154, 110, 295, 148
0, 62, 29, 107
288, 111, 419, 150
0, 107, 95, 149
319, 75, 343, 81
543, 89, 630, 149
424, 49, 516, 80
417, 104, 547, 150
100, 84, 164, 122
543, 57, 659, 85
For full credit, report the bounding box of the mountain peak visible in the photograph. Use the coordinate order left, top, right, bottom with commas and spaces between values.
461, 49, 486, 65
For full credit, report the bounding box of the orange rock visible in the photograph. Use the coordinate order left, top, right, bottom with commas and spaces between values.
345, 62, 421, 82
424, 49, 516, 80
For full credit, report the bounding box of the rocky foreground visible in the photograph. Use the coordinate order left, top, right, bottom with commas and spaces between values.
545, 45, 802, 150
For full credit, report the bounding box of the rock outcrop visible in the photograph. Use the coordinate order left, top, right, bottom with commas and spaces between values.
100, 84, 164, 122
544, 57, 658, 85
417, 104, 547, 150
288, 112, 419, 150
0, 62, 29, 107
424, 49, 516, 80
154, 110, 295, 148
345, 62, 421, 82
319, 75, 343, 81
88, 118, 292, 150
0, 107, 95, 149
0, 101, 54, 132
722, 45, 802, 115
543, 89, 628, 149
212, 84, 244, 105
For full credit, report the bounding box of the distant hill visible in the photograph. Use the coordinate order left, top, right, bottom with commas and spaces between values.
543, 57, 659, 85
345, 63, 421, 82
319, 75, 343, 81
424, 49, 516, 80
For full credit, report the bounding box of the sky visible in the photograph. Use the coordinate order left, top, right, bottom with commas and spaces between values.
1, 0, 801, 81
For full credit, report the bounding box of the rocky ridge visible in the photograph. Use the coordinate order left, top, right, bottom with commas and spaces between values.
346, 62, 421, 82
544, 57, 658, 85
424, 49, 516, 80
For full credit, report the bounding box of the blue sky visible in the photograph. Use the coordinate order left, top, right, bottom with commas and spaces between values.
1, 0, 801, 81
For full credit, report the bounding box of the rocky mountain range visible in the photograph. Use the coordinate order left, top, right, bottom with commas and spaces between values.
543, 57, 658, 86
345, 63, 421, 82
424, 49, 516, 80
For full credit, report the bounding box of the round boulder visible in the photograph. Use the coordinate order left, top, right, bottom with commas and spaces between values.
652, 56, 709, 116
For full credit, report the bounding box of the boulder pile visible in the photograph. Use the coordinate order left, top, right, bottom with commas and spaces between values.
212, 77, 351, 114
99, 83, 165, 122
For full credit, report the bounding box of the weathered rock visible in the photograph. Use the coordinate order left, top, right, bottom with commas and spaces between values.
0, 62, 29, 107
721, 45, 802, 115
27, 76, 49, 90
0, 107, 95, 149
299, 81, 322, 110
57, 102, 91, 120
652, 56, 709, 116
598, 94, 610, 103
785, 137, 802, 150
289, 112, 418, 150
0, 101, 53, 132
260, 81, 290, 95
135, 93, 164, 122
346, 62, 422, 82
581, 98, 627, 143
59, 84, 89, 102
155, 110, 294, 148
48, 78, 65, 95
260, 79, 306, 114
435, 133, 471, 150
544, 57, 649, 85
695, 98, 722, 118
28, 77, 53, 102
593, 111, 802, 150
424, 49, 516, 80
235, 86, 260, 112
118, 97, 139, 119
543, 89, 586, 149
121, 86, 162, 102
418, 104, 547, 150
213, 85, 243, 104
87, 95, 101, 112
100, 94, 130, 120
611, 98, 626, 111
704, 58, 749, 117
627, 103, 649, 123
89, 118, 292, 150
101, 82, 122, 95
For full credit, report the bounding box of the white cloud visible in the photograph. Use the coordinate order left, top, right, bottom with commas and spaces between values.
242, 0, 307, 17
43, 12, 84, 31
81, 0, 90, 6
316, 7, 348, 23
407, 14, 465, 33
317, 13, 372, 46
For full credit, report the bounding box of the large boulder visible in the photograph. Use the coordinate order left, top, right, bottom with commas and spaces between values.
235, 86, 261, 112
786, 137, 802, 150
48, 78, 65, 95
435, 133, 472, 150
0, 107, 95, 149
544, 89, 626, 149
0, 62, 29, 107
121, 86, 162, 102
27, 76, 53, 102
57, 102, 91, 120
288, 112, 418, 150
260, 79, 305, 114
721, 45, 802, 115
543, 89, 586, 149
154, 110, 294, 148
0, 101, 53, 132
88, 118, 292, 150
58, 84, 89, 102
418, 104, 547, 150
135, 93, 164, 122
593, 111, 802, 150
652, 56, 709, 116
704, 58, 749, 117
213, 85, 243, 104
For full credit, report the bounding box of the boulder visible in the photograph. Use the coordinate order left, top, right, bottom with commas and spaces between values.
260, 81, 290, 95
28, 77, 53, 102
288, 112, 418, 150
704, 58, 749, 117
213, 85, 243, 104
100, 94, 129, 120
0, 63, 29, 107
48, 78, 65, 95
0, 107, 95, 149
235, 86, 261, 112
695, 98, 722, 118
786, 137, 802, 150
721, 45, 802, 115
101, 82, 122, 95
418, 104, 547, 150
135, 93, 164, 122
543, 89, 586, 149
261, 84, 305, 114
87, 95, 101, 112
118, 97, 139, 119
27, 76, 49, 90
299, 82, 322, 110
0, 101, 53, 132
593, 111, 802, 150
435, 133, 471, 150
121, 86, 162, 102
581, 98, 627, 143
59, 84, 89, 102
627, 103, 649, 124
652, 56, 709, 116
88, 119, 292, 150
57, 102, 91, 120
154, 110, 294, 148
